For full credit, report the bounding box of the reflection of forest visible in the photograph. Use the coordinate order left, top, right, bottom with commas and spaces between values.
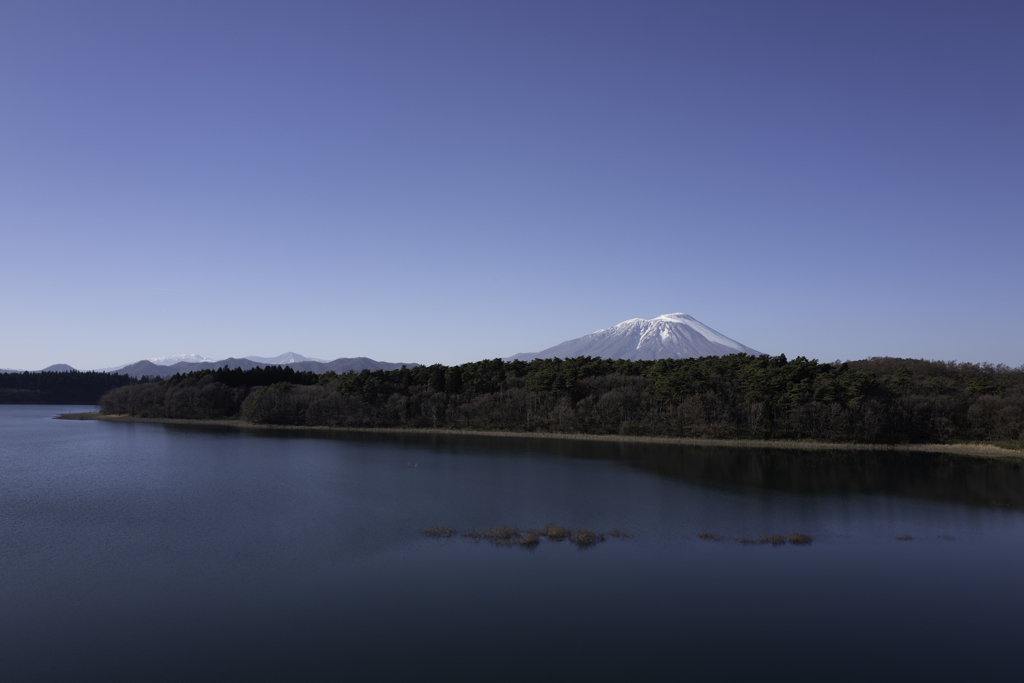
599, 444, 1024, 509
370, 429, 1024, 510
158, 426, 1024, 509
98, 355, 1024, 448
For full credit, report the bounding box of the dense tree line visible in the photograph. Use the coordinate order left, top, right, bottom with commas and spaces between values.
96, 355, 1024, 446
0, 370, 140, 405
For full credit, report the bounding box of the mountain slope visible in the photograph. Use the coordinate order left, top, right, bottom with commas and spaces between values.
507, 313, 761, 361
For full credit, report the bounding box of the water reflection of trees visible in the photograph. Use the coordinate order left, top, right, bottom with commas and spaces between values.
286, 430, 1024, 510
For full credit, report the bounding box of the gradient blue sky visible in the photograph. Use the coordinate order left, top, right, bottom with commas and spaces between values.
2, 0, 1022, 370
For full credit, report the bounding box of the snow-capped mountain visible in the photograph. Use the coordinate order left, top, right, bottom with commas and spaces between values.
507, 313, 762, 361
148, 354, 219, 366
146, 352, 325, 367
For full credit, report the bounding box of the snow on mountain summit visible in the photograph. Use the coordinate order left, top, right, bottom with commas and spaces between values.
148, 354, 219, 366
507, 313, 762, 361
145, 352, 328, 367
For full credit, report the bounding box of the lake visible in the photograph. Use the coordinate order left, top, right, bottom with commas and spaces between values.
1, 404, 1022, 681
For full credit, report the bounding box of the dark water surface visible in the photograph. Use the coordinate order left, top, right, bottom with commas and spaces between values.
2, 405, 1023, 681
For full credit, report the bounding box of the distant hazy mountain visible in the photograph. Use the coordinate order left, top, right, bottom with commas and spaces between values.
40, 364, 78, 372
114, 356, 418, 379
0, 365, 71, 373
146, 352, 329, 367
243, 352, 327, 365
507, 313, 762, 361
103, 351, 325, 372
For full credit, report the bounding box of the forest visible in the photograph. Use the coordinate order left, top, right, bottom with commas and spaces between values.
0, 370, 138, 404
95, 355, 1024, 447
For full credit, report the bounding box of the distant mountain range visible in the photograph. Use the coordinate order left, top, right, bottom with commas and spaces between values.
0, 364, 77, 373
0, 354, 416, 377
113, 356, 416, 379
3, 314, 762, 376
144, 352, 328, 367
507, 313, 761, 361
238, 352, 328, 365
146, 354, 218, 366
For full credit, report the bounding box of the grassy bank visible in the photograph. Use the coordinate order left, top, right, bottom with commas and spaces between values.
56, 412, 1024, 459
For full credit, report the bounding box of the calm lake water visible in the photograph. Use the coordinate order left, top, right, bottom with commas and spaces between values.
2, 405, 1023, 681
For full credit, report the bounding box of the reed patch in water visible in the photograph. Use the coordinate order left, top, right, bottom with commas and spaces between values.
569, 529, 603, 548
433, 527, 922, 549
517, 530, 541, 547
733, 534, 790, 545
482, 525, 525, 546
423, 524, 625, 549
483, 525, 519, 542
538, 523, 571, 542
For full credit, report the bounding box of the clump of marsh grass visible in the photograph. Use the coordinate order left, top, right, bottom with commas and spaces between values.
516, 530, 541, 547
940, 534, 955, 541
538, 523, 571, 542
429, 523, 629, 550
463, 525, 541, 549
423, 526, 455, 538
895, 535, 915, 541
483, 525, 521, 546
569, 528, 603, 548
762, 534, 788, 546
697, 532, 722, 541
733, 534, 798, 546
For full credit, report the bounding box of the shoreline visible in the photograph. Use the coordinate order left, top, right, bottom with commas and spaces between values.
55, 412, 1023, 459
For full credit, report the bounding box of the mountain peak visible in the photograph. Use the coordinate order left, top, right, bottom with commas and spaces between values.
41, 364, 77, 372
508, 313, 762, 361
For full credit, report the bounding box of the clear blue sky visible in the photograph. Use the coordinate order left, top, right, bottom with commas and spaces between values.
2, 0, 1022, 370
